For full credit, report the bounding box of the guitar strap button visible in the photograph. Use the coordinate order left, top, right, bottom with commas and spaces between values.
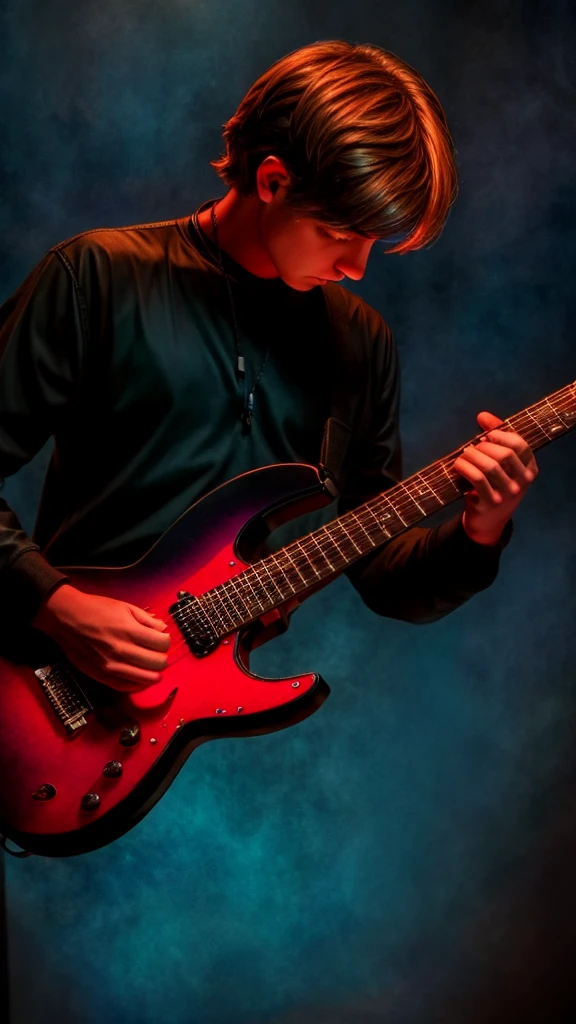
81, 793, 100, 812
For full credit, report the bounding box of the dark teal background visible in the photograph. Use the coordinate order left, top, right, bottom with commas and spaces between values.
2, 1, 576, 1021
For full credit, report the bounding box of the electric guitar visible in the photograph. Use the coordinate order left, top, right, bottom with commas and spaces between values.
0, 380, 574, 857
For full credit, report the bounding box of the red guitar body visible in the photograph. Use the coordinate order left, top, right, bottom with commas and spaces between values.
0, 463, 332, 857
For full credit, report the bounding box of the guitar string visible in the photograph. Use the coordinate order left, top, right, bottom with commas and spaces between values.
163, 386, 576, 660
191, 392, 576, 629
199, 389, 576, 611
168, 387, 576, 652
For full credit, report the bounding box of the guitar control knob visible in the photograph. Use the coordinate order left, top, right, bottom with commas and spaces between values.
32, 783, 56, 801
81, 792, 100, 812
119, 723, 141, 746
103, 760, 123, 778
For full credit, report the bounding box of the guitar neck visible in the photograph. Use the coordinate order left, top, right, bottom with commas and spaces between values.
205, 380, 576, 632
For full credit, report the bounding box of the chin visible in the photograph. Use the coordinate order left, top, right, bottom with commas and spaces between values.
281, 275, 320, 292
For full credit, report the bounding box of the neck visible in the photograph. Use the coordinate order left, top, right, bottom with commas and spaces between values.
197, 189, 279, 279
176, 378, 576, 640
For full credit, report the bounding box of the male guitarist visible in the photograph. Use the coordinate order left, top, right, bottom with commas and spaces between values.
0, 41, 538, 693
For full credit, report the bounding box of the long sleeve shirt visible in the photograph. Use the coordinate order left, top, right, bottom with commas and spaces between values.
0, 211, 512, 647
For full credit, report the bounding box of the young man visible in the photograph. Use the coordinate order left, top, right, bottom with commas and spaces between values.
0, 41, 537, 692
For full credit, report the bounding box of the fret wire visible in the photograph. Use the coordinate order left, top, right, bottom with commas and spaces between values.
306, 532, 336, 572
218, 575, 254, 620
231, 570, 265, 617
416, 471, 442, 504
192, 597, 219, 635
522, 408, 553, 441
321, 525, 348, 562
252, 557, 288, 603
278, 550, 308, 590
543, 396, 572, 429
213, 586, 244, 628
363, 504, 392, 537
202, 591, 234, 632
180, 602, 221, 637
508, 409, 547, 440
348, 510, 377, 546
331, 515, 378, 553
294, 538, 323, 577
508, 403, 565, 436
532, 398, 567, 435
193, 381, 576, 636
281, 547, 309, 585
267, 552, 297, 593
334, 520, 363, 555
370, 492, 406, 527
339, 517, 365, 552
406, 477, 436, 507
397, 480, 427, 516
384, 495, 408, 526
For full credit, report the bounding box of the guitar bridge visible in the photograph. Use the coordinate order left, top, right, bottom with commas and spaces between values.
34, 662, 92, 735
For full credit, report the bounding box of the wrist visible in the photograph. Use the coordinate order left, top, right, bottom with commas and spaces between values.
461, 511, 508, 547
31, 582, 76, 633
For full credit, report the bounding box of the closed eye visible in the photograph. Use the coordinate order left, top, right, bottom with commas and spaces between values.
318, 226, 355, 242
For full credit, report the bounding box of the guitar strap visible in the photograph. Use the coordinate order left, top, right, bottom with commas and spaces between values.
319, 283, 356, 498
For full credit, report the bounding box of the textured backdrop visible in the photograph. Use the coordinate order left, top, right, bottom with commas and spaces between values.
2, 2, 576, 1022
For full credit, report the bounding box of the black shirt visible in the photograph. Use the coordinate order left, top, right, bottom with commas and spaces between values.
0, 211, 511, 633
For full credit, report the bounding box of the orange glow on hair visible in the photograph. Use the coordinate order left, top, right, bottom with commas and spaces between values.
211, 41, 458, 253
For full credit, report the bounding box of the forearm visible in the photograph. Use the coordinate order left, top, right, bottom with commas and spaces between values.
344, 511, 512, 624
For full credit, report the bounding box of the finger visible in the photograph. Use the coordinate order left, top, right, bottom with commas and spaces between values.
477, 410, 504, 431
129, 604, 170, 632
453, 454, 504, 505
471, 441, 533, 486
100, 663, 164, 690
113, 638, 168, 671
459, 446, 521, 497
107, 645, 168, 673
463, 448, 518, 495
127, 625, 172, 653
481, 430, 538, 472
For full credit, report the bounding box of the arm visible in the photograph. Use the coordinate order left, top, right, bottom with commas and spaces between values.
0, 250, 170, 687
340, 318, 522, 624
0, 251, 83, 634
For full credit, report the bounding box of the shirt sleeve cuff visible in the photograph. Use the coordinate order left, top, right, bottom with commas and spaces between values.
4, 548, 70, 624
432, 512, 513, 587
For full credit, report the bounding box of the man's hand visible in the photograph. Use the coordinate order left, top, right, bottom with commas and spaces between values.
454, 410, 539, 546
31, 584, 171, 692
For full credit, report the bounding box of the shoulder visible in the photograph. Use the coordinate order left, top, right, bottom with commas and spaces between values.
47, 216, 193, 278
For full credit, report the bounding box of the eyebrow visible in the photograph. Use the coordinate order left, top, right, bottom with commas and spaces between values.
327, 227, 374, 241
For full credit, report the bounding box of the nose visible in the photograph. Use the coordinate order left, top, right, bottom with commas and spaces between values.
334, 239, 374, 281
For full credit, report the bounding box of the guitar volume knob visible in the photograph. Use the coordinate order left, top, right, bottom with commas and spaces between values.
103, 760, 123, 778
119, 723, 141, 746
32, 783, 56, 801
81, 792, 100, 812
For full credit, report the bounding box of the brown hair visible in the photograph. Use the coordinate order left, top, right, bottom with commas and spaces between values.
211, 41, 457, 253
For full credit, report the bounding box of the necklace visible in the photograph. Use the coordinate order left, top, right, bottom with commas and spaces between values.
210, 202, 270, 435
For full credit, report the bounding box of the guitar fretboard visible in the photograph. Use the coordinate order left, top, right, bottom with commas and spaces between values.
192, 380, 576, 636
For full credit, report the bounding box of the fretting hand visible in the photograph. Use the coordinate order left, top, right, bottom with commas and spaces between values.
454, 410, 539, 546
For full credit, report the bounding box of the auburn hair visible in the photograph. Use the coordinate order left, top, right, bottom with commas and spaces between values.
211, 41, 457, 253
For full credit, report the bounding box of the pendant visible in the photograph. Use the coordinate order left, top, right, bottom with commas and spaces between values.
241, 392, 254, 435
241, 409, 252, 435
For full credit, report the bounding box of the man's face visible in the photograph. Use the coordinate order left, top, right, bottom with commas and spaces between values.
258, 192, 378, 292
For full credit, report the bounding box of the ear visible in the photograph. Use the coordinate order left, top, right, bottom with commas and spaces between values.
255, 155, 292, 203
